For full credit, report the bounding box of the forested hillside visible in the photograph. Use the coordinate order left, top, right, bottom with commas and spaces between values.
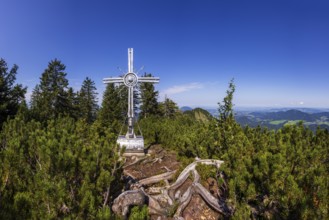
1, 58, 328, 219
235, 109, 329, 131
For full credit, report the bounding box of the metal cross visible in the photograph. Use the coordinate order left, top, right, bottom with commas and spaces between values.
103, 48, 160, 139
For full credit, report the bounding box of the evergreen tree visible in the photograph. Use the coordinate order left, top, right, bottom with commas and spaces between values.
30, 59, 71, 121
78, 77, 99, 123
214, 78, 238, 154
0, 58, 27, 128
66, 87, 80, 119
159, 96, 180, 118
99, 80, 141, 133
139, 73, 159, 118
98, 83, 123, 132
218, 78, 235, 122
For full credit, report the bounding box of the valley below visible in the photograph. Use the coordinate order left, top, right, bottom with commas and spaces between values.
195, 107, 329, 131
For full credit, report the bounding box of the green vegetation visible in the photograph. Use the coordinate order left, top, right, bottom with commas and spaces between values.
140, 80, 329, 219
0, 58, 26, 128
183, 107, 213, 123
284, 120, 301, 125
78, 77, 99, 123
196, 163, 218, 182
0, 58, 328, 219
30, 59, 73, 121
129, 205, 149, 220
269, 120, 286, 125
139, 73, 159, 119
236, 110, 329, 131
0, 116, 123, 219
166, 201, 180, 218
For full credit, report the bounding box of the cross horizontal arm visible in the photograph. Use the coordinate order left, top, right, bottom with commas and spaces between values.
138, 77, 160, 83
103, 77, 124, 84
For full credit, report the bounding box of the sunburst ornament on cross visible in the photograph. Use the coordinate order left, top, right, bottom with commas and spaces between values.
103, 48, 160, 155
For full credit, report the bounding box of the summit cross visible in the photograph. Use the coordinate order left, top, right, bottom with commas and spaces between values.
103, 48, 160, 154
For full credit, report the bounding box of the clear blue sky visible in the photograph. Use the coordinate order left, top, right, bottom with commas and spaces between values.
1, 0, 329, 108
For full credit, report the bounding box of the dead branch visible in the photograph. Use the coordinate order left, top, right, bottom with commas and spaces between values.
139, 170, 177, 186
112, 158, 232, 219
174, 186, 193, 218
123, 170, 138, 180
123, 156, 148, 169
193, 182, 233, 216
112, 189, 146, 217
103, 187, 110, 207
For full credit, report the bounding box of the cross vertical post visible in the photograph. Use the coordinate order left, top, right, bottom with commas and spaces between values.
127, 48, 135, 138
128, 48, 133, 73
127, 86, 134, 138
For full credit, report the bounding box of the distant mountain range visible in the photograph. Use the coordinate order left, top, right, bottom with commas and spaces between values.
235, 109, 329, 131
182, 107, 213, 123
180, 107, 329, 131
180, 106, 193, 112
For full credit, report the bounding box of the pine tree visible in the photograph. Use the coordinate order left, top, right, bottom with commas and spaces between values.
0, 116, 123, 219
78, 77, 99, 123
0, 58, 27, 128
66, 87, 80, 119
30, 59, 71, 121
215, 78, 238, 153
139, 73, 159, 118
98, 83, 123, 132
218, 78, 235, 122
159, 96, 179, 118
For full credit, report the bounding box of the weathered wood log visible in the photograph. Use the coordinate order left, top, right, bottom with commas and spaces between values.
173, 182, 232, 218
113, 158, 231, 219
168, 159, 224, 200
112, 190, 146, 217
123, 170, 138, 180
139, 170, 177, 186
147, 187, 163, 195
174, 186, 193, 218
193, 182, 233, 216
147, 195, 168, 215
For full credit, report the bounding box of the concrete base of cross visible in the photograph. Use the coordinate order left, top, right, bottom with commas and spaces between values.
117, 135, 145, 156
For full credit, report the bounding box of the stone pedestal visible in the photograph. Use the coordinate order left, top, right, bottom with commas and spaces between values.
117, 135, 145, 156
